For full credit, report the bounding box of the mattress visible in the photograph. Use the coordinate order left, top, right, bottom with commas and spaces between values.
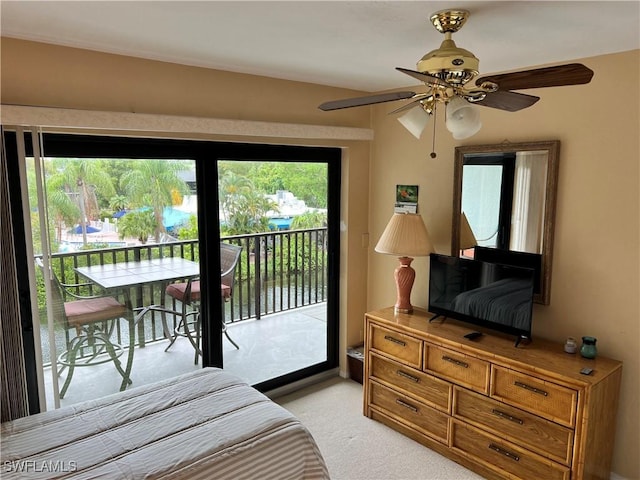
451, 277, 532, 329
1, 368, 329, 480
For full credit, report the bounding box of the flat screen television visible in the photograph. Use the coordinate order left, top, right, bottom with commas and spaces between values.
428, 253, 535, 346
473, 246, 543, 296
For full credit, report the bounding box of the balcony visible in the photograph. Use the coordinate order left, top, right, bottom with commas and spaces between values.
37, 229, 329, 409
43, 303, 327, 409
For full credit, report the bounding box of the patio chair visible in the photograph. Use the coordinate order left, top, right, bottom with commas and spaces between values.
163, 243, 243, 363
36, 258, 134, 399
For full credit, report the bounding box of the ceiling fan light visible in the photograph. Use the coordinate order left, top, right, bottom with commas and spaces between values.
449, 119, 482, 139
398, 106, 431, 139
446, 96, 482, 139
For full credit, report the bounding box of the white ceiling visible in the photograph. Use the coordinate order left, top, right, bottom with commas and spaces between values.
2, 1, 639, 92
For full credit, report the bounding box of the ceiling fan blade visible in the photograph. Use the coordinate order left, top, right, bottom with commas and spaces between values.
476, 63, 594, 91
318, 91, 417, 111
396, 67, 450, 87
473, 90, 540, 112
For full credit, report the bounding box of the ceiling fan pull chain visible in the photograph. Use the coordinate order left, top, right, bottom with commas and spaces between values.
430, 105, 438, 158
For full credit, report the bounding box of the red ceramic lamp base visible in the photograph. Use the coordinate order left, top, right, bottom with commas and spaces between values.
394, 256, 415, 314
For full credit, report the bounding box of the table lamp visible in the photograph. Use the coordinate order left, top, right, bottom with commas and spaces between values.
375, 213, 434, 313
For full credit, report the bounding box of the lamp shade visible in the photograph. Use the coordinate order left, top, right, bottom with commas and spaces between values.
375, 213, 434, 257
459, 211, 477, 250
397, 106, 431, 139
445, 96, 482, 140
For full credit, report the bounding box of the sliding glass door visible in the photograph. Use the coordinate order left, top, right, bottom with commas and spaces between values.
462, 154, 516, 250
6, 131, 340, 410
217, 160, 332, 388
12, 133, 202, 409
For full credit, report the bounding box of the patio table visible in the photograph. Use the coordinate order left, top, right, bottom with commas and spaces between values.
75, 257, 199, 391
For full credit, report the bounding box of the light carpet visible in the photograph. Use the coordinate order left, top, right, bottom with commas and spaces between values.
276, 377, 484, 480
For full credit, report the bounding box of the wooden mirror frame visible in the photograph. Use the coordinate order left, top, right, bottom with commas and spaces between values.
451, 140, 560, 305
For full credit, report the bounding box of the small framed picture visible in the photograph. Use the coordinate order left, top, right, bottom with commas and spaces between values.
395, 185, 418, 213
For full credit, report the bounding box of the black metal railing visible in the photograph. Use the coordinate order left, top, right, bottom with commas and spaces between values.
223, 229, 328, 322
37, 228, 328, 364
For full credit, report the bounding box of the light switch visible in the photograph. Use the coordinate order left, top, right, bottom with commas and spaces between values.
361, 233, 369, 248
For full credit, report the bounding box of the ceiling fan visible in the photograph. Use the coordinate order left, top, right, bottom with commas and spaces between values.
318, 9, 594, 141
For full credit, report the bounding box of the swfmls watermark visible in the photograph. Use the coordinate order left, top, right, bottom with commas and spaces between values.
3, 460, 78, 473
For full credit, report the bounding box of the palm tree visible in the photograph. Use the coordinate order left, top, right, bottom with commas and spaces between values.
218, 171, 278, 235
242, 190, 279, 233
47, 158, 116, 245
118, 209, 158, 244
218, 170, 253, 225
109, 194, 128, 213
120, 160, 190, 242
25, 161, 79, 250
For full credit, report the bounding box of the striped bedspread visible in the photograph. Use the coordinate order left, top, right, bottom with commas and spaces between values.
1, 368, 329, 479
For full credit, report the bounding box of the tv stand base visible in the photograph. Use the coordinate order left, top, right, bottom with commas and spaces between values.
514, 334, 531, 348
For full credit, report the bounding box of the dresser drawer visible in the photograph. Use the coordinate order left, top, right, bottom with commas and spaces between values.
370, 324, 422, 369
491, 366, 578, 427
369, 381, 448, 444
453, 387, 573, 465
425, 344, 490, 394
370, 352, 451, 413
451, 420, 570, 480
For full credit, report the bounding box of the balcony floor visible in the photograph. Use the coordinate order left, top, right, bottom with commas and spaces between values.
43, 303, 327, 410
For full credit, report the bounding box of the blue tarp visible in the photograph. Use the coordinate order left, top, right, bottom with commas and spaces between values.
268, 218, 293, 231
71, 225, 101, 234
162, 207, 191, 231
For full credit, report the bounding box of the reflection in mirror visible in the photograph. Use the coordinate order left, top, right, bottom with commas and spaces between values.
452, 141, 559, 305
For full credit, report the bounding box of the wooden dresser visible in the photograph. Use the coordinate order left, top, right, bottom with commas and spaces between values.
363, 307, 622, 480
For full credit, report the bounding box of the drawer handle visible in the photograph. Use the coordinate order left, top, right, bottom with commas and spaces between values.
442, 355, 469, 368
384, 335, 406, 347
492, 409, 524, 425
488, 443, 520, 462
396, 370, 420, 383
395, 398, 418, 413
514, 381, 548, 397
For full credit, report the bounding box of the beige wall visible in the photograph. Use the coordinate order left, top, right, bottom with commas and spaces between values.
2, 38, 638, 478
368, 49, 639, 479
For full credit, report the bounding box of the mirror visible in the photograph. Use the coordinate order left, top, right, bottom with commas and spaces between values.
451, 140, 560, 305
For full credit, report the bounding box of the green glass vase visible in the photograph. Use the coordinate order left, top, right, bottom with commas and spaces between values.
580, 336, 598, 359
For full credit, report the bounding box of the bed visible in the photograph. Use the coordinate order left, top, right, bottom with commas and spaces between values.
1, 368, 329, 479
451, 277, 532, 329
